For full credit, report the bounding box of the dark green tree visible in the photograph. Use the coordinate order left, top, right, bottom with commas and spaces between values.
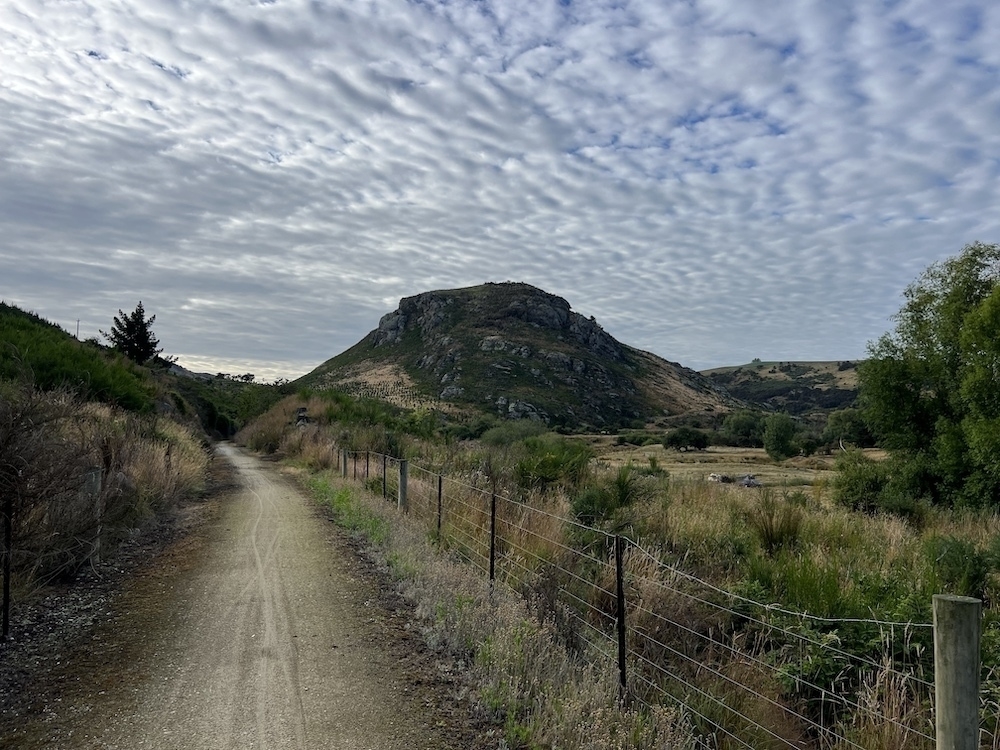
822, 408, 875, 448
101, 301, 163, 365
721, 409, 766, 447
857, 241, 1000, 507
763, 412, 797, 460
663, 426, 709, 451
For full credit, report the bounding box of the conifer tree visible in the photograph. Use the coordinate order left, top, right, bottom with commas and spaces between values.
101, 301, 163, 364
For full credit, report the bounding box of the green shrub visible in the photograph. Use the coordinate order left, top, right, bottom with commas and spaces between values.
833, 450, 889, 512
571, 464, 655, 526
834, 450, 932, 523
924, 535, 988, 599
663, 426, 709, 451
763, 413, 797, 460
515, 435, 592, 491
480, 420, 548, 446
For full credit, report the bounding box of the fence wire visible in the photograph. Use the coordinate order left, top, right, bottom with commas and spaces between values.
341, 449, 946, 750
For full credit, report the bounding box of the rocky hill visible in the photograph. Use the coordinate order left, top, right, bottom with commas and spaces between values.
297, 282, 738, 429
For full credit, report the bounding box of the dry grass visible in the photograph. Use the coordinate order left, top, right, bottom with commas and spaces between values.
301, 470, 696, 749
3, 391, 209, 595
243, 403, 1000, 749
837, 648, 934, 750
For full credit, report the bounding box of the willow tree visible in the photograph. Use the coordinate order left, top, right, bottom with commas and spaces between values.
856, 242, 1000, 507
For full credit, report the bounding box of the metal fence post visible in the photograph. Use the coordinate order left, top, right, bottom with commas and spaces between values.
365, 451, 369, 479
341, 450, 348, 479
934, 594, 981, 750
437, 474, 443, 544
615, 535, 627, 699
489, 491, 497, 584
382, 455, 387, 499
398, 460, 408, 512
353, 452, 357, 480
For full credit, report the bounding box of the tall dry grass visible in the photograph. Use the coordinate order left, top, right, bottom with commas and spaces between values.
3, 388, 209, 593
240, 397, 1000, 748
303, 471, 696, 749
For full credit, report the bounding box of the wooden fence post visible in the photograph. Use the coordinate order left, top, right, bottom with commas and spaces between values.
83, 467, 103, 564
2, 492, 11, 640
934, 594, 981, 750
398, 460, 408, 512
382, 455, 388, 499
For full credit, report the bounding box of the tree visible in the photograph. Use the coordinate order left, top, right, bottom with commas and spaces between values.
763, 413, 797, 460
822, 408, 875, 449
101, 302, 163, 365
857, 241, 1000, 507
721, 410, 766, 447
663, 426, 709, 451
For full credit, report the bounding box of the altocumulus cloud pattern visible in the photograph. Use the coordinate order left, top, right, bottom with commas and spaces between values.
1, 0, 998, 378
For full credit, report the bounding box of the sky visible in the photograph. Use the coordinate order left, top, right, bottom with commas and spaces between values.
2, 0, 999, 382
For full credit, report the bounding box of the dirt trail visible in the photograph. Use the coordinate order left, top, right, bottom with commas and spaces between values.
2, 445, 472, 749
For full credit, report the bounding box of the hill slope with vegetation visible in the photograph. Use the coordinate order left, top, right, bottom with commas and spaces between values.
701, 359, 859, 415
296, 282, 738, 430
0, 302, 156, 412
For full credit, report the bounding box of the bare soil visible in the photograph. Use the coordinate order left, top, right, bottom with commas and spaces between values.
0, 445, 486, 749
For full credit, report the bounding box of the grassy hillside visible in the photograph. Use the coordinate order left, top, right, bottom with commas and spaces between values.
701, 360, 859, 415
0, 302, 155, 411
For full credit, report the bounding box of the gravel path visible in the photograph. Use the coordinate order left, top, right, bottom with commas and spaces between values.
0, 445, 477, 749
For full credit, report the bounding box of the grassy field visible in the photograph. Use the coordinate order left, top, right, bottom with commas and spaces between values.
581, 438, 882, 489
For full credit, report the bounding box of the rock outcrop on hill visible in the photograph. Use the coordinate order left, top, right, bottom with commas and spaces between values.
299, 282, 737, 428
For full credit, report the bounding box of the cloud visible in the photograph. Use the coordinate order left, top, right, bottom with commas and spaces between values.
1, 0, 999, 379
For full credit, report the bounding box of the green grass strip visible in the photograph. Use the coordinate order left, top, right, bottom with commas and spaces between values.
307, 474, 389, 544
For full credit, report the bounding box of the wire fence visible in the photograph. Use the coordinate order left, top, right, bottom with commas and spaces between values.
336, 447, 985, 750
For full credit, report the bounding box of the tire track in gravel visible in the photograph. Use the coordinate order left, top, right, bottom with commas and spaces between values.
2, 444, 472, 750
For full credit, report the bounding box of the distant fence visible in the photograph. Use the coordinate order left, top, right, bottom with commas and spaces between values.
337, 447, 984, 750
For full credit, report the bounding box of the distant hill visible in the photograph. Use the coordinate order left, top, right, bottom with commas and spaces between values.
296, 282, 738, 429
700, 360, 859, 415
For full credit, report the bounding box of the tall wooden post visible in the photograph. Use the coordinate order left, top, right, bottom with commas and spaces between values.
2, 492, 11, 640
934, 594, 981, 750
437, 474, 443, 543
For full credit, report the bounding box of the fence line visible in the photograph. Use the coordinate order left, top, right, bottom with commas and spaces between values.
337, 446, 980, 750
